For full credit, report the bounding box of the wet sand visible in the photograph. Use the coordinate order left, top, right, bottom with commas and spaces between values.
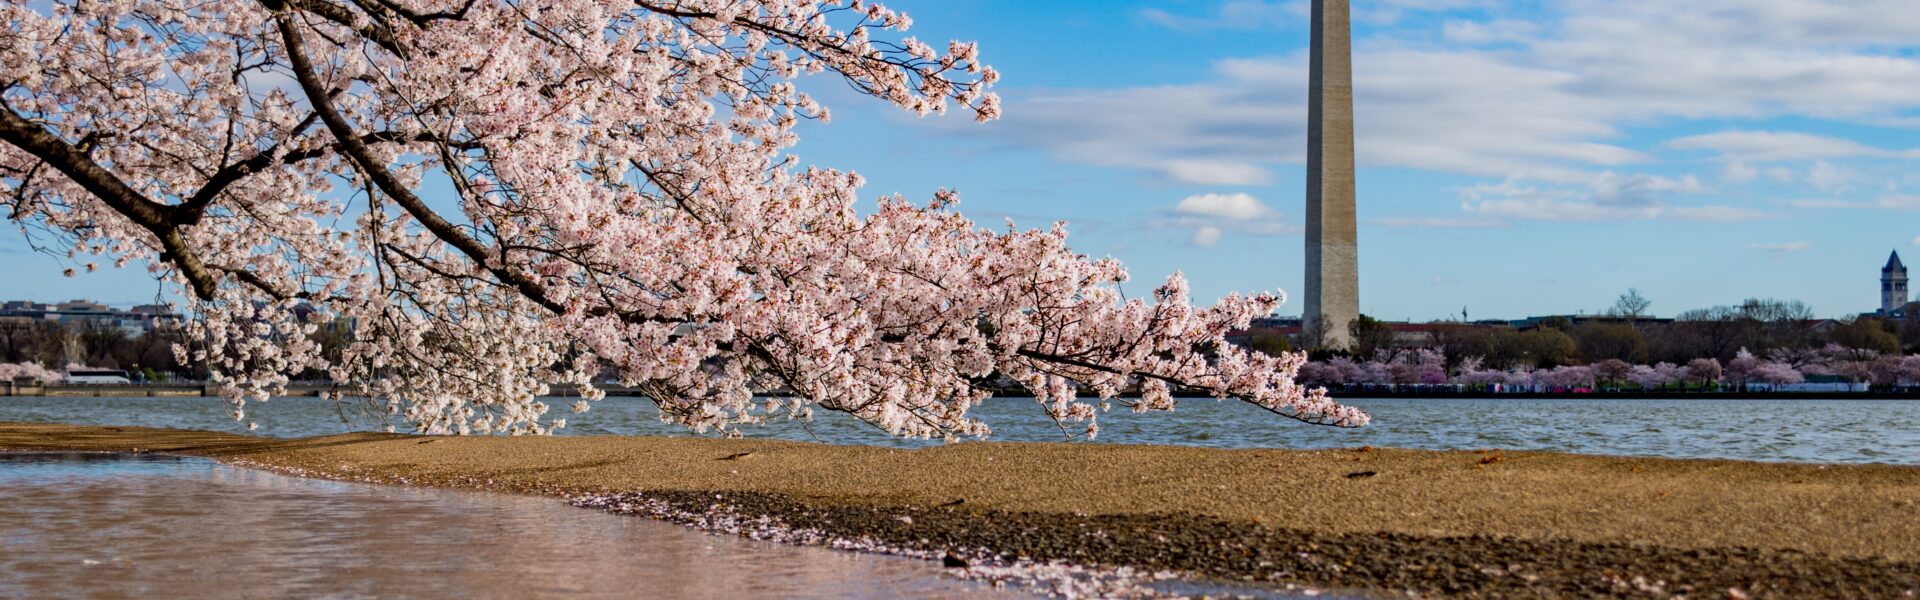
3, 422, 1916, 598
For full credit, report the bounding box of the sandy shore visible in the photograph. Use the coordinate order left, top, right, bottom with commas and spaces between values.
2, 422, 1916, 598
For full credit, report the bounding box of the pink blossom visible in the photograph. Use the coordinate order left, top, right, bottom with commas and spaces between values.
1685, 358, 1722, 385
0, 362, 62, 383
1725, 349, 1764, 386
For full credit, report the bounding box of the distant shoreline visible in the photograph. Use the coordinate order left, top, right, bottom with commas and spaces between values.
2, 423, 1915, 598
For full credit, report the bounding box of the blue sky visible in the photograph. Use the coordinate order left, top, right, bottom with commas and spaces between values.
9, 0, 1920, 321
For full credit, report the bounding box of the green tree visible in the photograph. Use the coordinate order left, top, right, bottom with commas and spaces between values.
1348, 315, 1398, 361
1514, 328, 1578, 368
1829, 318, 1900, 354
1573, 323, 1649, 363
1246, 332, 1293, 356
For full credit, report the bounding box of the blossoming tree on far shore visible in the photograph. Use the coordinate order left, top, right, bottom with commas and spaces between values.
0, 0, 1366, 437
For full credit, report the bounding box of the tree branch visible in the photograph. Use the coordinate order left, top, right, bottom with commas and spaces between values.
272, 3, 570, 315
181, 123, 477, 222
281, 0, 407, 55
0, 101, 219, 299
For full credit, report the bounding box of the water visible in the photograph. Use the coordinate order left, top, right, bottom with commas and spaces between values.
2, 395, 1917, 464
0, 452, 1025, 599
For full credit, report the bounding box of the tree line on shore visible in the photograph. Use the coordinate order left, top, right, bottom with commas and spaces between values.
0, 320, 193, 382
1296, 345, 1920, 390
9, 292, 1915, 393
1278, 295, 1920, 390
0, 318, 350, 383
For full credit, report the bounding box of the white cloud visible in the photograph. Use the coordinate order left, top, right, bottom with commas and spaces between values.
1790, 194, 1920, 211
995, 1, 1920, 182
977, 85, 1300, 185
1884, 195, 1920, 211
1174, 192, 1275, 220
1442, 19, 1539, 45
1667, 130, 1910, 161
1460, 174, 1766, 222
1160, 193, 1292, 243
1804, 161, 1857, 193
1368, 216, 1507, 229
1912, 235, 1920, 246
1137, 1, 1301, 32
1139, 0, 1489, 32
1358, 0, 1496, 25
969, 0, 1920, 226
975, 0, 1920, 191
1665, 206, 1773, 222
1747, 242, 1812, 253
984, 50, 1649, 189
1588, 172, 1706, 205
1721, 160, 1758, 184
1189, 226, 1224, 247
1165, 160, 1274, 186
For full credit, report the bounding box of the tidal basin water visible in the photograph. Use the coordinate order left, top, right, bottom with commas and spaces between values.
0, 452, 1022, 600
2, 395, 1916, 464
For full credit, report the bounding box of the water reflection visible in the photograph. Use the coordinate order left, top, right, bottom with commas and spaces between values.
0, 453, 1024, 599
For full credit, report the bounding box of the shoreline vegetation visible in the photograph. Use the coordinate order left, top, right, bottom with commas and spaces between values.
3, 424, 1917, 598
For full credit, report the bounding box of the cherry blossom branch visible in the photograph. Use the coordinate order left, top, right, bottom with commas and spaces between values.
2, 0, 1357, 438
271, 2, 570, 315
0, 100, 220, 299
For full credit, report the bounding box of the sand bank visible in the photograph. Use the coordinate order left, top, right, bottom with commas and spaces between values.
2, 423, 1914, 598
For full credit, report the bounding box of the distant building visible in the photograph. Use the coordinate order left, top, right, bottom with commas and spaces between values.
55, 300, 110, 313
0, 299, 181, 335
1508, 314, 1673, 330
1882, 250, 1908, 318
1230, 315, 1511, 350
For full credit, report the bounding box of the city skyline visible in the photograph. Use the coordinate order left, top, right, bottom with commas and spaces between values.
8, 1, 1920, 320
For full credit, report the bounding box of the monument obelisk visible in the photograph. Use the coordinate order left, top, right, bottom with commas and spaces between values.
1304, 0, 1360, 349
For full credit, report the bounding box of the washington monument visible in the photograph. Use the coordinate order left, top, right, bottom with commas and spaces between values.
1304, 0, 1360, 349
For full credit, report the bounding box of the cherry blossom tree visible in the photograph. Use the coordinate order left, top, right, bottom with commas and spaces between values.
1684, 358, 1722, 387
1385, 348, 1446, 385
1293, 361, 1339, 387
1753, 361, 1805, 386
0, 362, 62, 383
1725, 347, 1807, 387
1538, 365, 1595, 390
1326, 357, 1369, 386
1592, 358, 1633, 389
1453, 371, 1504, 387
1501, 368, 1535, 389
1869, 356, 1905, 386
1805, 344, 1876, 383
1902, 356, 1920, 386
1626, 363, 1684, 391
1453, 356, 1508, 387
1357, 359, 1393, 386
1867, 355, 1920, 387
1724, 349, 1763, 388
0, 0, 1366, 437
1650, 361, 1684, 388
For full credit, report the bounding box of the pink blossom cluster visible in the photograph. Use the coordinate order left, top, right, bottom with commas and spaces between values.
0, 362, 63, 383
0, 1, 1361, 437
1296, 349, 1448, 386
